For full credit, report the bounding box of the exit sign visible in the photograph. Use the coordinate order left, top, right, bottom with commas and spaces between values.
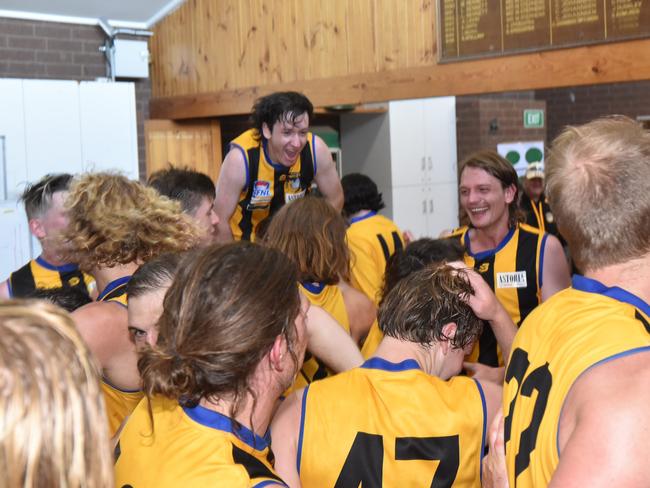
524, 109, 544, 129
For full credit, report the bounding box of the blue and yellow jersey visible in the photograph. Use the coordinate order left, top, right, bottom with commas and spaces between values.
115, 396, 287, 487
101, 379, 144, 438
449, 224, 546, 366
228, 129, 316, 241
298, 357, 486, 487
8, 256, 94, 298
503, 275, 650, 487
291, 282, 350, 392
97, 275, 130, 307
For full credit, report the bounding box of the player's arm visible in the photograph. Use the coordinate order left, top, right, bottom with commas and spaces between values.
475, 380, 502, 445
271, 389, 305, 488
305, 304, 363, 373
214, 148, 247, 243
0, 280, 10, 299
339, 280, 376, 344
541, 234, 571, 301
312, 136, 343, 212
549, 351, 650, 487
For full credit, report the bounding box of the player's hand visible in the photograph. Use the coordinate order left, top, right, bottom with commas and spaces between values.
484, 408, 509, 488
448, 263, 502, 322
464, 362, 505, 383
402, 230, 414, 246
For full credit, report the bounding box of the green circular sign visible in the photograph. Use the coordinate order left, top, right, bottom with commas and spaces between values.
526, 147, 543, 163
505, 150, 520, 165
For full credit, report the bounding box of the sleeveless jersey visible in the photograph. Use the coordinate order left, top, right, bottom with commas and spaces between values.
8, 256, 94, 298
102, 379, 144, 437
298, 357, 486, 487
503, 275, 650, 487
228, 129, 316, 241
520, 193, 563, 243
291, 282, 350, 392
449, 224, 546, 366
115, 396, 287, 487
97, 275, 130, 307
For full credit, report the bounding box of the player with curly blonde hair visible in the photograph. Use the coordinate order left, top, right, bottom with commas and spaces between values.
64, 172, 200, 437
0, 300, 113, 488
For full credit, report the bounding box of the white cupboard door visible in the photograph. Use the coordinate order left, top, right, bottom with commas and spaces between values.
427, 182, 459, 237
391, 185, 429, 239
423, 96, 458, 185
389, 100, 426, 187
0, 79, 27, 200
80, 81, 139, 179
23, 80, 83, 182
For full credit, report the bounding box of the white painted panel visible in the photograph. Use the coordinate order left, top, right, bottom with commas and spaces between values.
427, 182, 459, 237
424, 96, 458, 185
79, 81, 139, 179
389, 100, 426, 187
23, 79, 83, 181
0, 201, 31, 282
391, 184, 429, 239
0, 79, 27, 199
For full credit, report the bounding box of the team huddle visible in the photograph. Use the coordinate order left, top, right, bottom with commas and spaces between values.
0, 92, 648, 488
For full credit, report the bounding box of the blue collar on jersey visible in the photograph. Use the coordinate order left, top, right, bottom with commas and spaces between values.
361, 357, 421, 372
97, 275, 131, 301
301, 281, 326, 294
182, 404, 271, 451
465, 226, 516, 260
349, 211, 377, 224
35, 255, 79, 273
572, 274, 650, 317
262, 138, 291, 172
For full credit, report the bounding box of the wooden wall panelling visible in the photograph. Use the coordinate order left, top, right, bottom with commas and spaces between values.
145, 119, 222, 182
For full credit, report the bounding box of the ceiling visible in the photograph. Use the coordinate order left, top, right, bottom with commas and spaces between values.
0, 0, 184, 28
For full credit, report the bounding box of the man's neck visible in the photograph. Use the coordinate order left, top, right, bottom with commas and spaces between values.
349, 209, 373, 221
92, 262, 139, 295
469, 218, 511, 252
39, 249, 68, 267
373, 337, 445, 378
585, 254, 650, 304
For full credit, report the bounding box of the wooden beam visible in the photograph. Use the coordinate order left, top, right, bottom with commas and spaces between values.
150, 38, 650, 120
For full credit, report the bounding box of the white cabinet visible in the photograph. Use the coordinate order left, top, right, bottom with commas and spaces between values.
0, 79, 28, 200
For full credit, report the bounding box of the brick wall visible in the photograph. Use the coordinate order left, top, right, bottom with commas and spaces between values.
0, 17, 150, 177
535, 80, 650, 142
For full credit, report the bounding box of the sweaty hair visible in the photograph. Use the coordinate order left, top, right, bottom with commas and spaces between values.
459, 150, 522, 227
27, 287, 93, 312
341, 173, 385, 217
264, 196, 350, 284
250, 91, 314, 140
379, 265, 482, 350
147, 166, 215, 215
0, 301, 113, 488
20, 173, 72, 220
546, 115, 650, 271
62, 172, 200, 271
138, 242, 301, 428
380, 238, 465, 305
127, 253, 183, 299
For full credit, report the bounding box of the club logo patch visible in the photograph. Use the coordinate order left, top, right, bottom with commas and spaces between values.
252, 181, 271, 200
497, 271, 527, 289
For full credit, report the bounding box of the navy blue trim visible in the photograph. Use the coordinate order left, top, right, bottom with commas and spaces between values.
466, 226, 516, 260
7, 278, 13, 298
473, 379, 488, 482
361, 357, 421, 372
572, 275, 650, 317
556, 345, 650, 456
102, 377, 141, 394
230, 143, 250, 190
254, 481, 287, 488
312, 133, 317, 176
262, 139, 288, 172
538, 233, 548, 289
349, 211, 377, 224
296, 386, 309, 474
96, 276, 131, 301
301, 281, 326, 294
183, 404, 271, 451
35, 256, 78, 273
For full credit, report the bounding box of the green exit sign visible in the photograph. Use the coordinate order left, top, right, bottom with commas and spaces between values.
524, 109, 545, 129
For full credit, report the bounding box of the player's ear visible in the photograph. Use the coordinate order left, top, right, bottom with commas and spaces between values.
440, 322, 458, 355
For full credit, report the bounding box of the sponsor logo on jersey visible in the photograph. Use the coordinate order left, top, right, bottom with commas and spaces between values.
478, 262, 490, 273
252, 180, 271, 199
285, 189, 307, 203
496, 271, 527, 289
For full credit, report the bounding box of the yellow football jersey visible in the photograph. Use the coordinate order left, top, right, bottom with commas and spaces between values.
228, 129, 315, 242
298, 357, 486, 487
115, 396, 287, 487
97, 275, 130, 307
449, 224, 545, 366
101, 379, 144, 437
503, 275, 650, 487
8, 256, 94, 298
291, 282, 350, 392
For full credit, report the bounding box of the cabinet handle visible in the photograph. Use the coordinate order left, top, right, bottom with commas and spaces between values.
422, 200, 427, 214
421, 157, 426, 171
428, 156, 433, 170
429, 199, 434, 213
